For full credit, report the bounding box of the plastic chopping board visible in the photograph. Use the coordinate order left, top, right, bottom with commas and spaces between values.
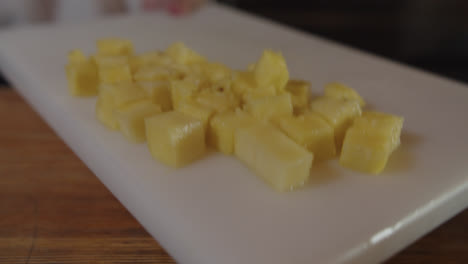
1, 3, 468, 264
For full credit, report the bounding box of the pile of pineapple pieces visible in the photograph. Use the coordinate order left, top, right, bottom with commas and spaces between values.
65, 38, 403, 192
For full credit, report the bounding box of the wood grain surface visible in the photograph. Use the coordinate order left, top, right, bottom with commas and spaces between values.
0, 89, 467, 264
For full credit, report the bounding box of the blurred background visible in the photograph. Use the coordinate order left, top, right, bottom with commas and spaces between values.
1, 0, 468, 86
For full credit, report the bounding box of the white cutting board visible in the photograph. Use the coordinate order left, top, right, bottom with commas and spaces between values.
1, 3, 468, 264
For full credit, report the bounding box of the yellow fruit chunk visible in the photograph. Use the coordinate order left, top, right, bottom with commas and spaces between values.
253, 50, 289, 93
138, 81, 172, 111
170, 79, 199, 110
96, 83, 147, 129
276, 113, 336, 160
65, 58, 98, 96
339, 111, 403, 174
134, 66, 172, 82
234, 123, 313, 192
96, 96, 119, 129
199, 62, 232, 82
166, 42, 205, 65
96, 38, 133, 56
176, 99, 214, 128
340, 128, 391, 174
353, 111, 404, 152
310, 96, 361, 149
324, 82, 365, 107
208, 111, 256, 154
93, 54, 129, 68
196, 89, 240, 114
232, 71, 256, 98
115, 100, 162, 143
286, 79, 310, 112
94, 55, 132, 85
146, 111, 206, 168
68, 50, 87, 64
130, 51, 162, 72
98, 64, 132, 84
245, 93, 293, 121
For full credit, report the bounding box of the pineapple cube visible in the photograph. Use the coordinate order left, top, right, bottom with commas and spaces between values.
115, 99, 162, 143
245, 93, 293, 121
232, 71, 256, 98
310, 96, 362, 149
138, 81, 172, 111
234, 123, 313, 192
166, 42, 205, 65
96, 38, 133, 56
196, 89, 240, 114
146, 111, 206, 167
276, 113, 336, 160
95, 57, 132, 84
134, 66, 172, 82
96, 83, 147, 129
96, 96, 119, 130
200, 62, 232, 82
339, 111, 403, 174
130, 51, 162, 72
208, 111, 256, 154
286, 80, 310, 112
101, 82, 147, 106
254, 50, 289, 93
170, 79, 199, 110
93, 54, 129, 68
339, 127, 393, 174
353, 111, 404, 152
247, 62, 256, 72
65, 59, 98, 96
176, 99, 214, 128
324, 82, 365, 107
68, 50, 87, 64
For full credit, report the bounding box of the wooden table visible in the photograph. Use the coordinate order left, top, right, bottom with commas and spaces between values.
0, 89, 467, 264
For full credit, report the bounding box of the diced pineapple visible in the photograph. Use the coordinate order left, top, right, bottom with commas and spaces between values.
166, 42, 205, 65
170, 79, 199, 110
96, 96, 119, 130
96, 83, 147, 129
232, 70, 277, 103
286, 80, 310, 112
130, 51, 162, 72
208, 110, 256, 154
245, 93, 293, 121
199, 62, 232, 82
93, 54, 129, 68
138, 81, 172, 111
247, 62, 256, 72
146, 111, 206, 167
352, 111, 404, 152
196, 89, 240, 114
102, 82, 147, 106
232, 71, 256, 97
242, 86, 277, 103
276, 113, 336, 160
96, 38, 133, 56
134, 66, 172, 82
98, 64, 132, 85
114, 100, 162, 143
253, 50, 289, 93
310, 96, 362, 149
234, 123, 313, 192
339, 111, 403, 174
339, 127, 392, 174
176, 99, 214, 128
65, 59, 98, 96
68, 50, 87, 64
324, 82, 365, 107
